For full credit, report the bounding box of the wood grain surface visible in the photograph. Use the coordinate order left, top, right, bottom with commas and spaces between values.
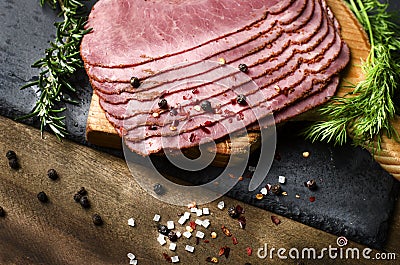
85, 0, 400, 181
0, 115, 399, 264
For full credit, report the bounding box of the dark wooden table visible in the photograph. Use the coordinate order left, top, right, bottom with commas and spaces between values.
0, 116, 398, 265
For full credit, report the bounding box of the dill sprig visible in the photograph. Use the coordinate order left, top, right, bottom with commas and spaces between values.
304, 0, 400, 148
19, 0, 91, 139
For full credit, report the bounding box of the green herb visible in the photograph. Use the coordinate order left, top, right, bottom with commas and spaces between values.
18, 0, 91, 139
304, 0, 400, 148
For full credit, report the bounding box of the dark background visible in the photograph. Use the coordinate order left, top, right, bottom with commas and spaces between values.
0, 0, 399, 249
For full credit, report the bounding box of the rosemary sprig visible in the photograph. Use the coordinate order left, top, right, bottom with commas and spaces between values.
19, 0, 91, 139
305, 0, 400, 149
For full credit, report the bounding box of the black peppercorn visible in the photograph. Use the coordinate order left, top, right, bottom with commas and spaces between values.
79, 196, 90, 208
148, 125, 158, 130
92, 213, 103, 226
77, 187, 87, 196
236, 94, 247, 105
305, 179, 317, 190
200, 100, 213, 112
73, 193, 82, 202
130, 77, 141, 88
227, 206, 240, 219
47, 169, 58, 180
244, 263, 252, 265
168, 231, 178, 242
6, 150, 16, 160
238, 63, 248, 73
271, 184, 281, 195
8, 158, 19, 169
153, 183, 164, 195
170, 108, 178, 116
37, 191, 48, 203
158, 98, 168, 109
0, 206, 5, 217
158, 224, 170, 236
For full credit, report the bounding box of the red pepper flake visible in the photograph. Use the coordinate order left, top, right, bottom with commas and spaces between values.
203, 120, 213, 127
271, 215, 281, 225
228, 173, 235, 179
238, 216, 246, 229
232, 236, 238, 245
196, 237, 200, 245
221, 225, 232, 237
189, 133, 196, 142
236, 112, 245, 121
236, 205, 244, 214
200, 125, 211, 134
309, 196, 316, 202
246, 247, 253, 256
204, 240, 210, 243
183, 94, 192, 100
192, 88, 199, 94
189, 221, 197, 230
218, 247, 225, 256
230, 98, 237, 105
162, 253, 172, 263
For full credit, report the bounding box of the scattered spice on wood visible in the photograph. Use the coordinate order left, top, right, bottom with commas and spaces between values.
189, 221, 197, 230
204, 239, 210, 243
224, 246, 231, 259
236, 205, 244, 214
218, 247, 225, 256
168, 231, 178, 242
162, 253, 172, 263
255, 194, 264, 200
158, 98, 168, 109
77, 187, 87, 196
37, 191, 48, 203
158, 224, 170, 236
232, 236, 238, 245
92, 213, 103, 226
8, 159, 19, 169
271, 215, 281, 225
236, 94, 247, 105
309, 196, 316, 202
228, 206, 239, 219
221, 225, 232, 237
246, 247, 253, 256
73, 193, 82, 203
79, 196, 90, 208
5, 150, 16, 160
206, 257, 219, 263
47, 168, 59, 180
0, 206, 5, 217
238, 216, 246, 229
282, 191, 288, 196
211, 232, 217, 239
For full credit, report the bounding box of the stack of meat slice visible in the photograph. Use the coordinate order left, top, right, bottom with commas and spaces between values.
81, 0, 350, 156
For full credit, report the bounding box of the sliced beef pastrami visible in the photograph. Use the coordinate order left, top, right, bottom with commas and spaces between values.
274, 76, 339, 124
81, 0, 294, 67
101, 43, 349, 144
85, 0, 312, 83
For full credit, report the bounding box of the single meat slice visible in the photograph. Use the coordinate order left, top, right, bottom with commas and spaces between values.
81, 0, 294, 67
85, 0, 312, 83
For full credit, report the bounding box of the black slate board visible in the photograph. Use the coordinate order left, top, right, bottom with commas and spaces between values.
0, 0, 399, 249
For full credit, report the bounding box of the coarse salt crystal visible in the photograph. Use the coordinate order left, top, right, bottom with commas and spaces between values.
169, 242, 177, 251
153, 214, 161, 222
217, 201, 225, 210
194, 105, 201, 112
202, 208, 210, 215
167, 221, 175, 230
128, 218, 135, 227
152, 112, 159, 118
171, 256, 180, 263
195, 219, 203, 226
202, 219, 210, 228
183, 231, 192, 238
183, 212, 191, 219
196, 209, 203, 216
278, 175, 286, 184
260, 187, 268, 195
178, 216, 187, 225
130, 259, 138, 265
127, 253, 135, 260
185, 245, 195, 253
158, 237, 167, 246
190, 207, 198, 213
195, 231, 205, 239
176, 231, 182, 238
186, 226, 193, 232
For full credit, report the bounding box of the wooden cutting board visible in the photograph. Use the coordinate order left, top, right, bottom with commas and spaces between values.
86, 0, 400, 180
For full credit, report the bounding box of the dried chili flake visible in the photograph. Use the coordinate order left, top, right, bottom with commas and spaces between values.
163, 253, 172, 263
236, 205, 244, 214
221, 225, 232, 237
203, 120, 213, 127
192, 88, 199, 94
200, 125, 211, 134
271, 215, 281, 225
309, 196, 316, 202
238, 216, 246, 229
236, 112, 245, 121
189, 221, 197, 230
183, 94, 192, 100
196, 237, 200, 245
204, 239, 210, 243
232, 236, 238, 245
189, 133, 196, 142
218, 247, 225, 256
246, 247, 253, 256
